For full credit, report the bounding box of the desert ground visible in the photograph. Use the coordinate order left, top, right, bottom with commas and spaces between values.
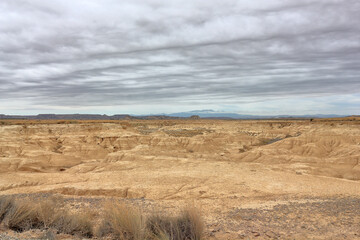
0, 118, 359, 239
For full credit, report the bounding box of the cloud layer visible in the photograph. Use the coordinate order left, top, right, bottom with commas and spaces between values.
0, 0, 359, 114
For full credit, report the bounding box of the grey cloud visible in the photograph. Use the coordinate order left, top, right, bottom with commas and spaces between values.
0, 0, 359, 113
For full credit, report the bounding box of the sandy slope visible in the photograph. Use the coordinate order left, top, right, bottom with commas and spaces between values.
0, 119, 359, 239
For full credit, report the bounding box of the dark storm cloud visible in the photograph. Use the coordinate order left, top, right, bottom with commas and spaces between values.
0, 0, 359, 113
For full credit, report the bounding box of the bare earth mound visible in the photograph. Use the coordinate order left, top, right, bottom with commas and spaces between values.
0, 119, 359, 239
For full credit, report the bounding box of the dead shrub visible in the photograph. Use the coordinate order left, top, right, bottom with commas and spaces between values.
146, 207, 203, 240
52, 211, 93, 237
0, 196, 92, 237
96, 201, 145, 240
35, 199, 58, 228
37, 197, 93, 237
0, 196, 203, 240
4, 199, 40, 231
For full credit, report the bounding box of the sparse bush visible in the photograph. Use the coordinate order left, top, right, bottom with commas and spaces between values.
0, 196, 93, 237
97, 202, 145, 240
0, 196, 203, 240
53, 211, 93, 237
97, 203, 203, 240
36, 199, 58, 228
147, 207, 203, 240
36, 197, 93, 237
4, 199, 40, 231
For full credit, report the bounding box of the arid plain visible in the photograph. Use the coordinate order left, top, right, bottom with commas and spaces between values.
0, 118, 359, 239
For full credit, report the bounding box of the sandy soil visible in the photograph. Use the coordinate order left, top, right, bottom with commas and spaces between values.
0, 119, 359, 239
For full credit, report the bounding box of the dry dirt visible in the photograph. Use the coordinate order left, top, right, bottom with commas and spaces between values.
0, 119, 359, 239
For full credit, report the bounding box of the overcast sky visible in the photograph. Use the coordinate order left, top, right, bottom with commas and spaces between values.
1, 0, 359, 115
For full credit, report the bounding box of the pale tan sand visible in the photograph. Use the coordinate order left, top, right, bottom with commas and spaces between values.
0, 119, 359, 239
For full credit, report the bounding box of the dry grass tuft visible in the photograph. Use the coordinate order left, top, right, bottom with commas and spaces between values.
36, 198, 60, 228
147, 207, 203, 240
0, 196, 203, 240
97, 201, 145, 240
0, 196, 93, 237
36, 197, 93, 237
52, 211, 93, 237
4, 199, 39, 231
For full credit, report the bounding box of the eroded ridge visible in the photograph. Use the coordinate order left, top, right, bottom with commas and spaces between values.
0, 119, 359, 239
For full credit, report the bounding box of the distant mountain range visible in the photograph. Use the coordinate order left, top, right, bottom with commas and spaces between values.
0, 110, 346, 120
165, 110, 345, 119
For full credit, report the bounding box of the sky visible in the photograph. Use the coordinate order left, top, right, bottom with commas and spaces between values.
0, 0, 359, 116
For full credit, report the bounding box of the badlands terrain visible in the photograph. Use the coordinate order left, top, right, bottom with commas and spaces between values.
0, 118, 359, 239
